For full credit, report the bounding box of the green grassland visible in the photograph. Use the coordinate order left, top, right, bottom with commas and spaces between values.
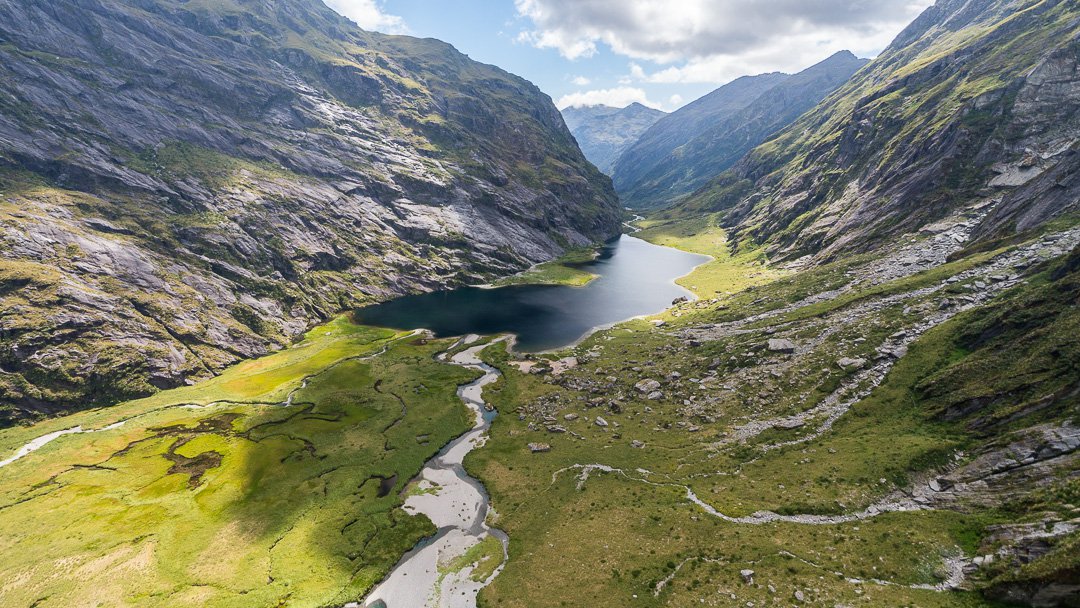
634, 213, 782, 298
466, 229, 1080, 607
493, 248, 602, 287
0, 318, 478, 607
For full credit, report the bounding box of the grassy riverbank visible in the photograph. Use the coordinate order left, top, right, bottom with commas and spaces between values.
0, 318, 478, 607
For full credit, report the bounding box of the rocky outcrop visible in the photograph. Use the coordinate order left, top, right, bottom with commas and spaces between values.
561, 103, 666, 175
0, 0, 621, 422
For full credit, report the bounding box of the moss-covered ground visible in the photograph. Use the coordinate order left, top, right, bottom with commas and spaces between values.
0, 318, 478, 607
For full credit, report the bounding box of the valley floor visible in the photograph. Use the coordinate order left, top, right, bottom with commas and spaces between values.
467, 211, 1080, 607
0, 210, 1077, 607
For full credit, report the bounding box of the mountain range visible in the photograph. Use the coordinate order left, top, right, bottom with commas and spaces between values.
563, 51, 868, 208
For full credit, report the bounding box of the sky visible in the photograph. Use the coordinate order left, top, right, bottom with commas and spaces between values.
322, 0, 934, 112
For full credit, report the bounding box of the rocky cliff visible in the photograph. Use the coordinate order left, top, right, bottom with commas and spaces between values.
678, 0, 1080, 264
561, 103, 666, 175
0, 0, 621, 423
612, 52, 867, 209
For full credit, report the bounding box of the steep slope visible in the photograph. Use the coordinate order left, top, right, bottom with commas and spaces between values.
677, 0, 1080, 264
614, 52, 867, 208
612, 72, 788, 207
0, 0, 621, 423
561, 103, 666, 175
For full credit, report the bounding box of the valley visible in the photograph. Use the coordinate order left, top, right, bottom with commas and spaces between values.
1, 0, 1078, 606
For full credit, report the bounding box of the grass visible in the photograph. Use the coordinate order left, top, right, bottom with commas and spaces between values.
462, 231, 1080, 606
634, 213, 782, 298
493, 247, 601, 287
0, 318, 479, 607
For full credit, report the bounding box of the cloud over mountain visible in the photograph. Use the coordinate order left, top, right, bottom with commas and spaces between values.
516, 0, 930, 82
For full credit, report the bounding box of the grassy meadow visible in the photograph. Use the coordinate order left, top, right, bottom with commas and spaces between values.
0, 318, 478, 607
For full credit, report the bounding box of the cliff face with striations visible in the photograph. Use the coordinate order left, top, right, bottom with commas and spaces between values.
0, 0, 621, 422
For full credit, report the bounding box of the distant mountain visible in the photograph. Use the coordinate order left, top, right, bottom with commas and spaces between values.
613, 52, 868, 208
0, 0, 621, 421
561, 103, 666, 175
678, 0, 1080, 264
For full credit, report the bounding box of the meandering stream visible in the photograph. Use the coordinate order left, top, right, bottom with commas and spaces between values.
359, 336, 509, 608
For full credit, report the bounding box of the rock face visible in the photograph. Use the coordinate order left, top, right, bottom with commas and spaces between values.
0, 0, 622, 423
561, 103, 666, 175
612, 52, 867, 208
678, 0, 1080, 263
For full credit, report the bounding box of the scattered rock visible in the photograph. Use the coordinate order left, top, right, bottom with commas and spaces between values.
740, 569, 755, 584
595, 417, 609, 427
527, 443, 551, 453
631, 440, 645, 449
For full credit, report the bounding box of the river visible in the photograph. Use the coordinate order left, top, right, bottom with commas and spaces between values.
355, 234, 708, 607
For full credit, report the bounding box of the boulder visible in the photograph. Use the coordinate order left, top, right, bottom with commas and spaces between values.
527, 443, 551, 453
635, 379, 662, 393
767, 339, 797, 354
837, 357, 867, 370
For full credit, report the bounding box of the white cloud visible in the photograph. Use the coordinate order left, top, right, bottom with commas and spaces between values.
668, 94, 684, 109
557, 87, 662, 110
517, 0, 932, 82
323, 0, 407, 34
571, 75, 592, 86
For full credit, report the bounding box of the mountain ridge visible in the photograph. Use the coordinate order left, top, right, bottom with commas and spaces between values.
0, 0, 622, 422
673, 0, 1080, 264
561, 102, 667, 175
613, 51, 868, 208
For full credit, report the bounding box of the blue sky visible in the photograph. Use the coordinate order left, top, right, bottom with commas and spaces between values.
324, 0, 933, 112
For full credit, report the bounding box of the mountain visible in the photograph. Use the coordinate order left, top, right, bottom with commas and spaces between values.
0, 0, 621, 422
561, 103, 666, 175
612, 51, 868, 208
679, 0, 1080, 265
611, 72, 787, 207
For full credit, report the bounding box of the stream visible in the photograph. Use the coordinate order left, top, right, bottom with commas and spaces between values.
358, 335, 509, 608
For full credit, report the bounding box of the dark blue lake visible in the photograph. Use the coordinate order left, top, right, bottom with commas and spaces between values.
354, 235, 709, 352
